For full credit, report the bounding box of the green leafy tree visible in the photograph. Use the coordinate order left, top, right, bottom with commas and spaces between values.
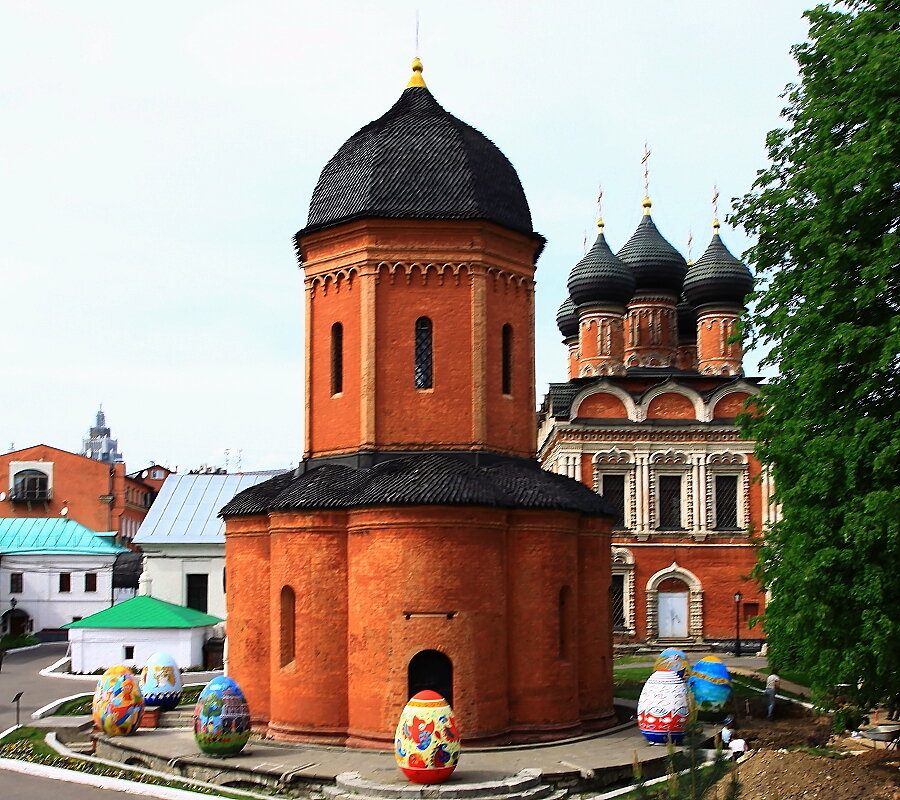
731, 0, 899, 707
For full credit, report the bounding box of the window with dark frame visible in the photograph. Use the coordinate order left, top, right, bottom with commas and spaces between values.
186, 573, 209, 613
601, 474, 626, 527
714, 474, 739, 529
124, 646, 135, 660
331, 322, 343, 395
12, 469, 50, 501
10, 573, 23, 593
658, 475, 683, 529
84, 572, 97, 592
611, 574, 626, 630
501, 324, 513, 394
59, 572, 71, 593
414, 317, 433, 389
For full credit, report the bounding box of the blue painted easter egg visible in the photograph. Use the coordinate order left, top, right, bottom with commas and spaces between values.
653, 648, 689, 680
139, 651, 183, 709
688, 656, 732, 711
193, 676, 251, 755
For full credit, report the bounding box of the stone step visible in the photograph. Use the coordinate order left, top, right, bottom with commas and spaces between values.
322, 769, 566, 800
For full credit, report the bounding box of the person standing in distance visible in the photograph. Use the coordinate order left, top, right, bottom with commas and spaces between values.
765, 672, 780, 719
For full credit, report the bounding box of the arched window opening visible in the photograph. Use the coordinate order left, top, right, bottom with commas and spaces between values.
12, 469, 50, 501
407, 649, 452, 705
331, 322, 343, 395
280, 586, 295, 667
501, 324, 513, 395
559, 585, 574, 660
414, 317, 433, 389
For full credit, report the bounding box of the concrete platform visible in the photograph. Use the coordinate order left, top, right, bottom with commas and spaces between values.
93, 715, 699, 798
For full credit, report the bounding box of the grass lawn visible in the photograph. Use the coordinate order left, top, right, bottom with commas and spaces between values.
52, 684, 205, 716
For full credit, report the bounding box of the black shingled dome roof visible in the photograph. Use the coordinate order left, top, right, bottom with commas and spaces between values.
567, 229, 636, 307
297, 83, 537, 240
617, 214, 687, 295
220, 453, 612, 518
556, 296, 579, 339
683, 231, 753, 308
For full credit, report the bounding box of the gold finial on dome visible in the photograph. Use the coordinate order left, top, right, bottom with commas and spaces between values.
642, 196, 652, 215
596, 185, 604, 233
407, 57, 427, 88
712, 185, 720, 232
597, 217, 605, 234
641, 143, 652, 213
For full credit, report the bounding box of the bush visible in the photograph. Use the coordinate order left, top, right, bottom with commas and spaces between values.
1, 633, 40, 650
832, 704, 866, 734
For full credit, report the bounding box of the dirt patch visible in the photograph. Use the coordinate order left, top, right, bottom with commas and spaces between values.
707, 697, 900, 799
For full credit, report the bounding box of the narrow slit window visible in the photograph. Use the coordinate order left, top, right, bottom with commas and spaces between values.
414, 317, 433, 389
601, 474, 626, 528
501, 324, 513, 394
280, 586, 295, 667
331, 322, 343, 395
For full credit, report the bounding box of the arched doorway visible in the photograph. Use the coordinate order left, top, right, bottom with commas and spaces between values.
657, 577, 689, 638
2, 607, 31, 636
407, 650, 453, 706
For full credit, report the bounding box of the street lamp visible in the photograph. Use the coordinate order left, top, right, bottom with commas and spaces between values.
734, 592, 743, 657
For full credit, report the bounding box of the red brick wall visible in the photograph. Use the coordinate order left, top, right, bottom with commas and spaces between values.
226, 504, 616, 747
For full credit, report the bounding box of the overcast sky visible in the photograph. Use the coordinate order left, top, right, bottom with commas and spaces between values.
1, 1, 812, 473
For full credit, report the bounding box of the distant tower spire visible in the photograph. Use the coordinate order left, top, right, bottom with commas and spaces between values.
83, 405, 123, 464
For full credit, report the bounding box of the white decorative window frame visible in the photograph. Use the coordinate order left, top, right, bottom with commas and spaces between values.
705, 451, 750, 531
593, 448, 635, 529
8, 461, 54, 497
611, 547, 636, 636
649, 450, 692, 531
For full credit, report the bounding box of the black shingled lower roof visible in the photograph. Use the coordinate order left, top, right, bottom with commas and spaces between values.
219, 452, 612, 518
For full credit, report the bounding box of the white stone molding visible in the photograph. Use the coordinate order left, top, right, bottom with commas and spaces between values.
611, 547, 636, 636
640, 380, 707, 422
705, 451, 750, 530
569, 383, 640, 422
645, 562, 704, 643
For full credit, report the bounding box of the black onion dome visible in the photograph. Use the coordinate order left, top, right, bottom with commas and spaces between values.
298, 78, 535, 239
616, 213, 687, 295
556, 296, 579, 339
677, 294, 697, 339
683, 230, 753, 308
220, 453, 612, 518
567, 228, 636, 306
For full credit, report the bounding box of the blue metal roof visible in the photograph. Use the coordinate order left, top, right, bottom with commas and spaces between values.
0, 518, 127, 555
134, 471, 287, 545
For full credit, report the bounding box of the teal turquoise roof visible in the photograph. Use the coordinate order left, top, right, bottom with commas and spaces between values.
0, 518, 127, 555
63, 595, 223, 629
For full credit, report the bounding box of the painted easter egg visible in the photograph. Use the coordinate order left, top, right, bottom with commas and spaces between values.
193, 676, 251, 755
394, 690, 460, 783
688, 656, 732, 711
637, 669, 689, 744
92, 665, 144, 736
139, 651, 183, 709
653, 648, 689, 680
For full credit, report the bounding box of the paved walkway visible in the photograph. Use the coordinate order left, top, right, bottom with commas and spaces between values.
2, 645, 787, 796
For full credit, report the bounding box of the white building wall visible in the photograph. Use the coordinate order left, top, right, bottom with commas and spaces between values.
1, 553, 121, 632
139, 545, 226, 619
68, 625, 213, 673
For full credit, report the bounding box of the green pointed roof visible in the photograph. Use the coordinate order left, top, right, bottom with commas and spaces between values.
62, 595, 223, 629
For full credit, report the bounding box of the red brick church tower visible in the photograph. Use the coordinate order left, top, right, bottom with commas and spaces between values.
540, 200, 771, 651
222, 61, 617, 748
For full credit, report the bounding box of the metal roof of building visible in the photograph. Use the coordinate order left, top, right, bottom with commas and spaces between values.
62, 595, 222, 629
134, 471, 287, 545
0, 518, 126, 555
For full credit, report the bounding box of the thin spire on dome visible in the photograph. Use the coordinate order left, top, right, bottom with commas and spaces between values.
712, 185, 721, 231
641, 143, 652, 215
597, 185, 605, 233
407, 57, 427, 88
687, 228, 694, 265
